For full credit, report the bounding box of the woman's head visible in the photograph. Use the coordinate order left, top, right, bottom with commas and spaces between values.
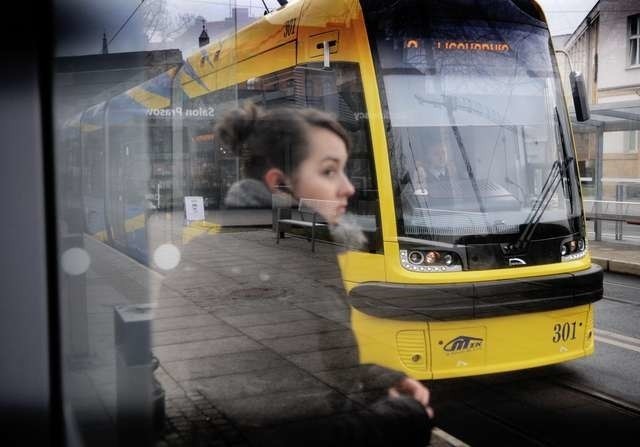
215, 103, 355, 224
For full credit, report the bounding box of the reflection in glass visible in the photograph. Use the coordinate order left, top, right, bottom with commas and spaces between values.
53, 2, 433, 446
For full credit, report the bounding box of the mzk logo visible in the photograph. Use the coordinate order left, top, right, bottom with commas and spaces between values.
443, 335, 484, 353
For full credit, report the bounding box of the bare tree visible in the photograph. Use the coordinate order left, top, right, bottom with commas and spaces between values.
141, 0, 197, 44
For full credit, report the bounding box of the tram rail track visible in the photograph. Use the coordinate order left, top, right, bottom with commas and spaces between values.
603, 295, 640, 307
444, 374, 640, 446
603, 279, 640, 291
603, 278, 640, 304
455, 400, 551, 447
547, 377, 640, 418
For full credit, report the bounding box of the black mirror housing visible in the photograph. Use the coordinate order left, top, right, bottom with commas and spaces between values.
570, 71, 590, 122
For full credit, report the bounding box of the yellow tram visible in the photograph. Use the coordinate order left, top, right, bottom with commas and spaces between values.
86, 0, 603, 380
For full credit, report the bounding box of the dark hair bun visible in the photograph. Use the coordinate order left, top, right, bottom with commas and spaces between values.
214, 102, 264, 154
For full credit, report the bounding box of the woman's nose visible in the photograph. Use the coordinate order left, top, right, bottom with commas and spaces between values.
340, 174, 355, 197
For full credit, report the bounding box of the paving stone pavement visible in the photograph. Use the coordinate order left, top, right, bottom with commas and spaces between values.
149, 229, 456, 446
153, 230, 639, 447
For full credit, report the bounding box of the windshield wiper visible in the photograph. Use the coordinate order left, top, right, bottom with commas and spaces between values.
441, 95, 489, 220
507, 109, 575, 254
507, 160, 563, 254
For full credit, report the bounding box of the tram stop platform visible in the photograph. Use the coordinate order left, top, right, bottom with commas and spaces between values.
589, 239, 640, 277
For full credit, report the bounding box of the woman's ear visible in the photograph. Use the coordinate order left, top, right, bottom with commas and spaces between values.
263, 168, 289, 193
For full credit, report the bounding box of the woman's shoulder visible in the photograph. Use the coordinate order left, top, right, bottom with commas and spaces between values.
225, 178, 272, 208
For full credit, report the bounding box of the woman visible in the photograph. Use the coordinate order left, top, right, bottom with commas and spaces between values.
214, 103, 434, 446
218, 103, 354, 222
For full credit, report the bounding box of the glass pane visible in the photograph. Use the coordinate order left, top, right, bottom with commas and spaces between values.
368, 16, 582, 245
53, 1, 433, 446
630, 15, 639, 36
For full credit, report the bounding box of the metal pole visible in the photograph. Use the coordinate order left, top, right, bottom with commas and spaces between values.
615, 183, 624, 240
594, 124, 604, 241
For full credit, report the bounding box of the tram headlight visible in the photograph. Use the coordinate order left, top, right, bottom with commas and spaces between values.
561, 238, 587, 261
408, 251, 424, 265
425, 251, 440, 264
399, 249, 462, 272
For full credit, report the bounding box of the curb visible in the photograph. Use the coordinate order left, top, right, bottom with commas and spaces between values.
431, 427, 470, 447
592, 257, 640, 277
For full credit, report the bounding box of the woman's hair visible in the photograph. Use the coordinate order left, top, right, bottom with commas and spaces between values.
214, 103, 350, 179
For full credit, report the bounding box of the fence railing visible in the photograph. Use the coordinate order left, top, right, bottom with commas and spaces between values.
580, 177, 640, 240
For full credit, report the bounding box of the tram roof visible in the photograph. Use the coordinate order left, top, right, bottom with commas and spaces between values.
570, 100, 640, 133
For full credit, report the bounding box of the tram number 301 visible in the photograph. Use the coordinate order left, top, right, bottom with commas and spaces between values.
283, 19, 296, 38
552, 321, 579, 343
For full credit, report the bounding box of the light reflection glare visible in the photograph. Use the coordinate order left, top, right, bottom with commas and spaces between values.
61, 247, 91, 275
153, 244, 181, 270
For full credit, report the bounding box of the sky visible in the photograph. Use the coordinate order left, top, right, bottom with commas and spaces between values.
164, 0, 601, 36
536, 0, 600, 35
56, 0, 602, 57
164, 0, 283, 21
164, 0, 602, 38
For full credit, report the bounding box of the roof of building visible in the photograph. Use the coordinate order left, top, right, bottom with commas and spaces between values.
563, 0, 601, 50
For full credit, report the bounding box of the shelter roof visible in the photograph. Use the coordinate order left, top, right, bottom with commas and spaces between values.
571, 100, 640, 133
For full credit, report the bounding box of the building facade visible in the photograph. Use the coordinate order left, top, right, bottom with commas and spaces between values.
561, 0, 640, 104
556, 0, 640, 196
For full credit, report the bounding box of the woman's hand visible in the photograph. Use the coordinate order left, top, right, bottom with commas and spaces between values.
388, 377, 434, 419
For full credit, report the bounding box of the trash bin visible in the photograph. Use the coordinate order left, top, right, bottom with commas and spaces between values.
114, 304, 165, 446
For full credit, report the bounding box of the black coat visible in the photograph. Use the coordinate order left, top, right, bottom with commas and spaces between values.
176, 229, 433, 447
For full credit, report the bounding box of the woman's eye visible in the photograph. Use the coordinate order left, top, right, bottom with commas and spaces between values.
323, 169, 337, 177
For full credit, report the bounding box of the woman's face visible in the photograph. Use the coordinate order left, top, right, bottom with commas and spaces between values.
291, 126, 355, 224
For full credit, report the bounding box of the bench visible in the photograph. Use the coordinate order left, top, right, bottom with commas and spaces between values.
274, 198, 329, 252
584, 199, 640, 241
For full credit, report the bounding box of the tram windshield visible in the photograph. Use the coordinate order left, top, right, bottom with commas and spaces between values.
369, 15, 583, 244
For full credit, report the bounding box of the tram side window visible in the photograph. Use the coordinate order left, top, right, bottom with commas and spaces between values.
182, 86, 238, 209
292, 62, 382, 252
249, 63, 382, 251
182, 63, 382, 252
148, 121, 174, 210
238, 69, 297, 109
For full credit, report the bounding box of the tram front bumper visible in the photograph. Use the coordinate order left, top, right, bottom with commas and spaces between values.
348, 264, 602, 321
348, 265, 602, 379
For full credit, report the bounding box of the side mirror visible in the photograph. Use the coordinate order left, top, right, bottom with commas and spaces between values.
570, 71, 590, 122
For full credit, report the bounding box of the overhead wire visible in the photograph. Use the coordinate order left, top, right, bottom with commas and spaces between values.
109, 0, 147, 45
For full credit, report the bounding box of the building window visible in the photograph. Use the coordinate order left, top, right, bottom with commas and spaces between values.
624, 130, 640, 153
629, 14, 640, 66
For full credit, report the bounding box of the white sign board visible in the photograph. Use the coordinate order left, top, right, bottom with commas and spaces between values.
184, 196, 205, 222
